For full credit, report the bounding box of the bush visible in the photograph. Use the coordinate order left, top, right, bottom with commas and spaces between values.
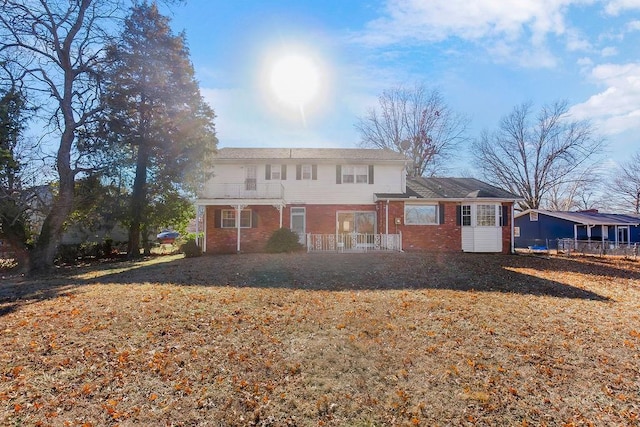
265, 228, 303, 253
180, 238, 202, 258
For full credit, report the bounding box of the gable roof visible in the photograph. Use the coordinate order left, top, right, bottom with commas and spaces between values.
515, 209, 640, 226
375, 177, 521, 201
214, 147, 406, 162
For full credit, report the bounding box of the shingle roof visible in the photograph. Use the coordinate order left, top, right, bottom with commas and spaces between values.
406, 177, 521, 200
516, 210, 640, 226
214, 147, 406, 161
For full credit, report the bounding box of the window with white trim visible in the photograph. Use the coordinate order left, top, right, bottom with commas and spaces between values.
405, 204, 438, 225
342, 165, 368, 184
530, 211, 538, 222
221, 209, 252, 228
461, 205, 471, 226
301, 164, 312, 180
476, 204, 496, 226
269, 164, 282, 180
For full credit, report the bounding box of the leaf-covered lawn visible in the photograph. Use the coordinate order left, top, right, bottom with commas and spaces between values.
1, 252, 639, 426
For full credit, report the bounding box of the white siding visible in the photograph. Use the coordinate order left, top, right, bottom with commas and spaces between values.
203, 162, 404, 204
461, 203, 503, 252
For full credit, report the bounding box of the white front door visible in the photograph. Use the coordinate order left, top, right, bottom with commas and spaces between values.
290, 207, 306, 245
461, 204, 502, 252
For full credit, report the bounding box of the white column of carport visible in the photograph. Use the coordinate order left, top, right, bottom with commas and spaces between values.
574, 224, 578, 250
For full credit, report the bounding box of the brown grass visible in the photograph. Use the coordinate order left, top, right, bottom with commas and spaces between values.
1, 252, 639, 426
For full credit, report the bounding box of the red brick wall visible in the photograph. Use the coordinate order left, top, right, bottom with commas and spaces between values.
205, 205, 282, 254
382, 201, 462, 251
204, 201, 515, 254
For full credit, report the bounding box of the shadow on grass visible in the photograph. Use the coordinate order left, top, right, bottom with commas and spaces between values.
1, 252, 623, 318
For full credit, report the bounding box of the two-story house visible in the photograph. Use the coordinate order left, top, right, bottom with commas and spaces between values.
196, 147, 521, 254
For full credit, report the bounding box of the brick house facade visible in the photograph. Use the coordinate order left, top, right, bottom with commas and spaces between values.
197, 148, 521, 254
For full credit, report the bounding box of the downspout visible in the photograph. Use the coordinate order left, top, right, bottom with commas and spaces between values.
203, 206, 207, 253
510, 202, 515, 254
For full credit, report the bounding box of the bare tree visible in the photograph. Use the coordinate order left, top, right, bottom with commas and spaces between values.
355, 84, 469, 177
607, 151, 640, 214
472, 101, 605, 211
544, 167, 604, 211
0, 0, 123, 272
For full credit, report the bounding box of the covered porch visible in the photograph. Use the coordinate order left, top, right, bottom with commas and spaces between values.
196, 182, 286, 253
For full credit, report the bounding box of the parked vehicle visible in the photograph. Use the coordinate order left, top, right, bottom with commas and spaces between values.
157, 230, 180, 243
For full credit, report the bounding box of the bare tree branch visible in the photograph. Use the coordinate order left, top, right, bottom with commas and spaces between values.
355, 83, 469, 177
472, 100, 606, 210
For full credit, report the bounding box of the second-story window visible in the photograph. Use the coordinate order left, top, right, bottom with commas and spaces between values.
296, 164, 317, 180
265, 164, 286, 180
342, 165, 368, 183
302, 164, 312, 180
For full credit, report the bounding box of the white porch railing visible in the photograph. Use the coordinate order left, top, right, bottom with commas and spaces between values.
199, 183, 284, 200
307, 233, 402, 253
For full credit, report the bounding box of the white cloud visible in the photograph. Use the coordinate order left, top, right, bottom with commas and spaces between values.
600, 46, 618, 57
626, 20, 640, 31
352, 0, 602, 68
569, 62, 640, 135
604, 0, 640, 15
363, 0, 572, 42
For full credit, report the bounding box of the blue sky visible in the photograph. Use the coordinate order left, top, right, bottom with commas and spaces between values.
164, 0, 640, 175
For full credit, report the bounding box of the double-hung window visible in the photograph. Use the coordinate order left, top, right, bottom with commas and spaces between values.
342, 165, 368, 183
265, 164, 286, 180
221, 209, 252, 228
301, 164, 312, 180
461, 205, 471, 226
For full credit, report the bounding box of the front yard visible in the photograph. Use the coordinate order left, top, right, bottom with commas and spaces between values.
1, 252, 639, 426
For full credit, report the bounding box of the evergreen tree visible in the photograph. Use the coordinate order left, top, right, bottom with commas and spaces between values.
104, 2, 217, 258
0, 86, 29, 267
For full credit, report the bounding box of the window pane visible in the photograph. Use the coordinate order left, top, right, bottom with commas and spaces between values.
355, 212, 375, 233
337, 212, 354, 233
405, 205, 437, 225
222, 210, 235, 228
462, 205, 471, 226
271, 164, 281, 180
355, 165, 368, 183
302, 164, 312, 180
476, 205, 496, 226
222, 210, 251, 228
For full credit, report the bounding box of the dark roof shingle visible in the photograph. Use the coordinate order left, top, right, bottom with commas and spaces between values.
406, 177, 520, 200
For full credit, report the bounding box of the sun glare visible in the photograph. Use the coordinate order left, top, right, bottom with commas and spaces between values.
270, 55, 320, 108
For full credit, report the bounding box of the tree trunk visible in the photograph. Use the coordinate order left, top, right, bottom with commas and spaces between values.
29, 128, 75, 273
127, 141, 150, 259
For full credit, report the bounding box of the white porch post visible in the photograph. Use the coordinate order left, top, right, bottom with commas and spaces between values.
574, 224, 578, 249
195, 204, 200, 249
235, 204, 246, 253
274, 204, 283, 228
385, 200, 389, 235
